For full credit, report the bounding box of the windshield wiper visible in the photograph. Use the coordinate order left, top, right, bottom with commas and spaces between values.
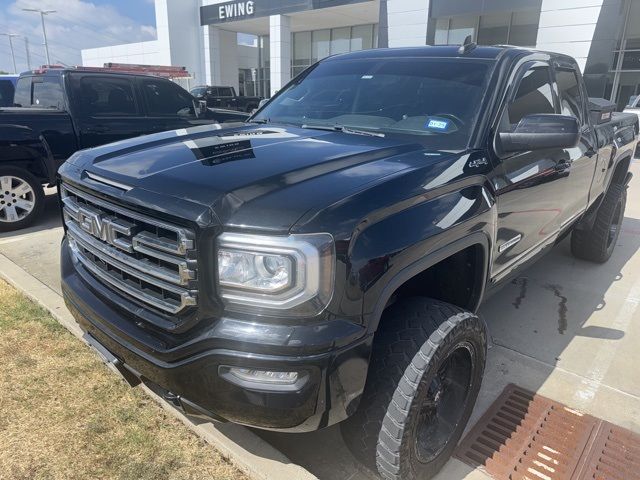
247, 118, 270, 124
301, 124, 385, 138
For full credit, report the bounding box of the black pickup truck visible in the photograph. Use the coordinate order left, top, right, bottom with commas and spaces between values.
190, 85, 262, 112
59, 45, 636, 480
0, 68, 247, 231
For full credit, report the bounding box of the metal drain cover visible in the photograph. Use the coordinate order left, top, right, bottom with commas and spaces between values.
455, 384, 640, 480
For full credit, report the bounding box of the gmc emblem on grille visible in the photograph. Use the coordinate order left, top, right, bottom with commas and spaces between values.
63, 197, 137, 252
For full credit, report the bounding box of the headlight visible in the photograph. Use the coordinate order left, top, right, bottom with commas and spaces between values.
217, 232, 335, 316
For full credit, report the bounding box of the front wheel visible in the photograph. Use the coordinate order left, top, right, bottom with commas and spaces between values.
341, 298, 487, 480
0, 167, 45, 233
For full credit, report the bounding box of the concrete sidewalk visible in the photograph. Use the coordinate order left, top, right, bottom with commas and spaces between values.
2, 164, 640, 479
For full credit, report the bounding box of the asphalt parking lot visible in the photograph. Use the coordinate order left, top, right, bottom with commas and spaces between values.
1, 163, 639, 480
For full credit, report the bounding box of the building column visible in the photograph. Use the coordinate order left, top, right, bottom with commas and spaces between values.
269, 14, 291, 96
204, 26, 222, 86
385, 0, 430, 48
203, 25, 239, 91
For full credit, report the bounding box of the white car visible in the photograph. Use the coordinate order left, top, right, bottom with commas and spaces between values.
623, 95, 640, 121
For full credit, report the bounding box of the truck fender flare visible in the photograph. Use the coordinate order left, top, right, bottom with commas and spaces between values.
368, 231, 490, 332
577, 150, 634, 231
0, 123, 57, 184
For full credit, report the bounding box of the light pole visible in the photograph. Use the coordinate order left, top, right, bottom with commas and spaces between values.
24, 37, 31, 70
22, 8, 56, 65
0, 33, 19, 73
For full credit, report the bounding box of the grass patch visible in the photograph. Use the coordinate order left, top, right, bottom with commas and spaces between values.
0, 279, 247, 480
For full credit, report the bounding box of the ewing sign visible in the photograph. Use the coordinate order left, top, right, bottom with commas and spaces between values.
200, 0, 372, 26
218, 1, 254, 21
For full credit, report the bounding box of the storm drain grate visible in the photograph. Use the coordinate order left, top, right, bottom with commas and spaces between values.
455, 384, 640, 480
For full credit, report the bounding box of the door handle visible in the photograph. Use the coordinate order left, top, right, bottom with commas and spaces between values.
86, 125, 109, 133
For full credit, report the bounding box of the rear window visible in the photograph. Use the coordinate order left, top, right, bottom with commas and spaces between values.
33, 78, 64, 109
13, 77, 32, 107
12, 76, 64, 109
0, 80, 14, 107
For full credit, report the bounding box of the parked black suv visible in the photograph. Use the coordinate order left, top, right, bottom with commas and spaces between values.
59, 46, 636, 480
0, 68, 248, 231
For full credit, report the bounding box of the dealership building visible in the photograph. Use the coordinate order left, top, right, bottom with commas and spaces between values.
82, 0, 638, 109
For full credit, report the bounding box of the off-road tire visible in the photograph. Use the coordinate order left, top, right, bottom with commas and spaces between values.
571, 183, 626, 263
0, 166, 44, 233
341, 298, 487, 480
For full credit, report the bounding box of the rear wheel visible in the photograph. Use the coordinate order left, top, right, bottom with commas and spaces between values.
0, 167, 44, 232
341, 298, 486, 480
571, 182, 626, 263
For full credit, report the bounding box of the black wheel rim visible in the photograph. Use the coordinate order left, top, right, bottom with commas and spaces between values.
413, 343, 474, 464
607, 201, 623, 248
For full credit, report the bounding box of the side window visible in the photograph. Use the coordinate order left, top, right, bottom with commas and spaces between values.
79, 76, 138, 116
32, 77, 64, 109
556, 68, 583, 121
502, 66, 556, 130
219, 87, 233, 97
13, 78, 32, 107
142, 79, 194, 116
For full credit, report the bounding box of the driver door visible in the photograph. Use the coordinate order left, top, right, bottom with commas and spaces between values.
139, 77, 201, 133
491, 62, 572, 280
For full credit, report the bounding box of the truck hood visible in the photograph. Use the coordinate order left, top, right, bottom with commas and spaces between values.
68, 123, 433, 231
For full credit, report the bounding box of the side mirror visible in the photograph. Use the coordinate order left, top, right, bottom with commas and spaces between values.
195, 99, 208, 117
497, 114, 580, 156
258, 98, 268, 109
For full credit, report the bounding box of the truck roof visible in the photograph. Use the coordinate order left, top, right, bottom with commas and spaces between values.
327, 45, 577, 64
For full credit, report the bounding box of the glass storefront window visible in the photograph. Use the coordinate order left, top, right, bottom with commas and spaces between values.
434, 17, 449, 44
351, 25, 374, 51
293, 31, 312, 68
432, 10, 539, 47
509, 10, 540, 47
258, 35, 270, 98
292, 25, 378, 79
478, 13, 510, 45
330, 27, 351, 55
312, 29, 331, 62
448, 16, 476, 45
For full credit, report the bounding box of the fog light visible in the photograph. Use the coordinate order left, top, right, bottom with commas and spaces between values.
229, 367, 298, 385
218, 365, 306, 391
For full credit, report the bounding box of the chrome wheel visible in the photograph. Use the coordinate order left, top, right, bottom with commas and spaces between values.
0, 175, 36, 223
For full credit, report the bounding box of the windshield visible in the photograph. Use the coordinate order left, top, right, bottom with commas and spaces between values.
253, 57, 494, 148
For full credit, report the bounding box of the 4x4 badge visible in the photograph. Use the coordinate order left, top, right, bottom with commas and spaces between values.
468, 158, 488, 168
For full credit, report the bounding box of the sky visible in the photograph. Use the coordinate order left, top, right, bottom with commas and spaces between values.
0, 0, 157, 73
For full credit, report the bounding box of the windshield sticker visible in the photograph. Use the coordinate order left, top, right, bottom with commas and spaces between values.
426, 119, 449, 130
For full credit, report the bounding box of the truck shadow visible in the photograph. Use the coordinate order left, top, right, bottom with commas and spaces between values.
0, 188, 61, 240
258, 215, 640, 480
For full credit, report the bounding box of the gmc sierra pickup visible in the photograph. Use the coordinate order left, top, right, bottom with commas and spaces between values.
59, 45, 636, 480
0, 67, 247, 231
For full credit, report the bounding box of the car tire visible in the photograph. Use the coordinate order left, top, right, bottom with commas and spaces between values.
571, 182, 626, 263
0, 166, 45, 233
341, 298, 487, 480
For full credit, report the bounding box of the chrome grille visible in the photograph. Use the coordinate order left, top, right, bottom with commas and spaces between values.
61, 183, 197, 314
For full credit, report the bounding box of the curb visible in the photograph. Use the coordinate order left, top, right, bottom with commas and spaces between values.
0, 252, 318, 480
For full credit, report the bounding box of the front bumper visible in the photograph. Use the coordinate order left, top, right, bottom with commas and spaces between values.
61, 237, 371, 432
